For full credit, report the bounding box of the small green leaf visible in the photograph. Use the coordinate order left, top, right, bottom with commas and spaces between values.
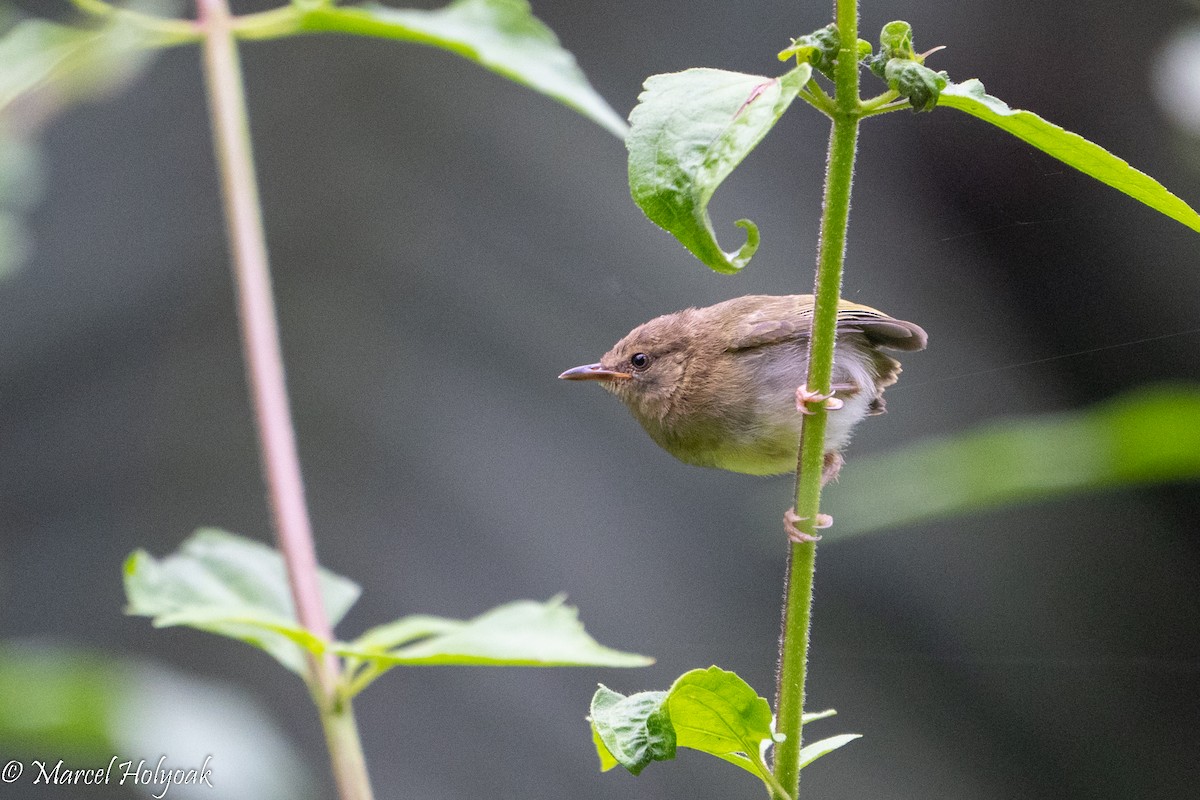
337, 596, 653, 668
938, 80, 1200, 234
124, 529, 360, 675
627, 64, 811, 274
802, 708, 838, 724
298, 0, 627, 137
777, 24, 839, 79
884, 59, 947, 112
878, 20, 915, 60
867, 21, 916, 79
589, 668, 850, 788
798, 733, 861, 768
824, 385, 1200, 537
864, 21, 946, 110
666, 666, 774, 761
588, 686, 674, 775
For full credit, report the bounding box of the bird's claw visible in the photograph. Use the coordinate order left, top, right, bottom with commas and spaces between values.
784, 508, 833, 543
795, 384, 844, 415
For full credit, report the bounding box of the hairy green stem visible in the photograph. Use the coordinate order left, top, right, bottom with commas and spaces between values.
196, 0, 374, 797
773, 1, 860, 797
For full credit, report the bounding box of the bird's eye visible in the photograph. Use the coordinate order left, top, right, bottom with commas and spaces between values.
630, 352, 651, 371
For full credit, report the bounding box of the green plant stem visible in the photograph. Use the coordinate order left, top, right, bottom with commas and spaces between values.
322, 692, 374, 800
772, 1, 861, 797
196, 0, 374, 798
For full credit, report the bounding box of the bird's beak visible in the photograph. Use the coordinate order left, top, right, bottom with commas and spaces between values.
558, 362, 632, 382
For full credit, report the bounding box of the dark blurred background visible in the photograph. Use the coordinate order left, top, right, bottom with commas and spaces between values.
2, 0, 1199, 798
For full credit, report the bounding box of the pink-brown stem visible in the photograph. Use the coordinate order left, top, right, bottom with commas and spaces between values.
195, 3, 374, 799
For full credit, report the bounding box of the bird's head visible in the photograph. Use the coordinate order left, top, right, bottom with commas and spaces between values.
558, 309, 702, 425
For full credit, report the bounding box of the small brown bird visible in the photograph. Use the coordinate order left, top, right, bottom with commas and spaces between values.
559, 294, 927, 540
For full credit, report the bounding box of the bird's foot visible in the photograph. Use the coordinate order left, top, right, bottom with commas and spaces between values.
796, 384, 844, 415
784, 507, 833, 543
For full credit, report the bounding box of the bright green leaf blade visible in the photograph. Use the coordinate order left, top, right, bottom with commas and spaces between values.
627, 64, 812, 273
588, 686, 674, 775
124, 528, 360, 675
824, 385, 1200, 537
337, 596, 653, 667
665, 666, 775, 767
938, 80, 1200, 234
298, 0, 626, 137
798, 733, 861, 769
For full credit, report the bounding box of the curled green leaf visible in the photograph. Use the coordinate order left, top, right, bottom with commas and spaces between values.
587, 667, 773, 783
589, 686, 675, 775
878, 20, 915, 60
865, 20, 946, 110
884, 59, 947, 112
778, 24, 839, 79
937, 80, 1200, 234
627, 64, 811, 274
587, 666, 852, 791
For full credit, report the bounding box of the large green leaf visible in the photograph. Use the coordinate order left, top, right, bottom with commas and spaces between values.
627, 64, 812, 274
128, 533, 649, 688
338, 596, 653, 670
824, 385, 1200, 537
938, 80, 1200, 234
124, 529, 361, 675
297, 0, 626, 137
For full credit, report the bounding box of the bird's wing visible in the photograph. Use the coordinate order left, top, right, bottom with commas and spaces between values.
727, 298, 927, 353
836, 308, 928, 352
727, 317, 810, 351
